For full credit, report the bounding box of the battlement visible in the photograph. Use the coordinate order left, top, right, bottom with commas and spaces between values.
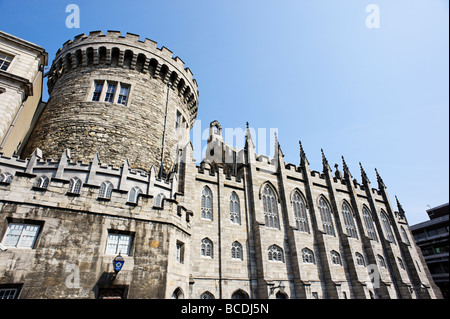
0, 149, 178, 204
48, 31, 199, 125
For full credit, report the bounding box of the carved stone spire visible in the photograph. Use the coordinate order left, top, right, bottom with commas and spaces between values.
341, 155, 351, 179
245, 121, 255, 150
395, 195, 406, 218
299, 140, 309, 166
321, 148, 331, 172
375, 168, 386, 189
359, 162, 370, 184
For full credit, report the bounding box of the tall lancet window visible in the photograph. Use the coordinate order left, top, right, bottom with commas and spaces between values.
342, 202, 358, 239
201, 186, 213, 220
292, 191, 309, 233
380, 210, 396, 244
262, 185, 279, 229
319, 197, 335, 236
362, 206, 378, 241
230, 192, 241, 224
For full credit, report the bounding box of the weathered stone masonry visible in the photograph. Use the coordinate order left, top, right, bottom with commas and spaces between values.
0, 31, 442, 299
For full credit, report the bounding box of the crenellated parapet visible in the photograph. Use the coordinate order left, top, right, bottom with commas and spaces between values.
23, 31, 199, 172
0, 148, 185, 214
47, 31, 198, 124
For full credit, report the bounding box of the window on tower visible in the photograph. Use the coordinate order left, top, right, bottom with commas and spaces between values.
104, 82, 117, 103
117, 84, 130, 105
90, 80, 130, 105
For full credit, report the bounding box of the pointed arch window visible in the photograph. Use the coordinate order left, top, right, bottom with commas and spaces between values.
293, 191, 309, 233
400, 226, 411, 245
355, 252, 365, 266
319, 197, 335, 236
380, 210, 396, 244
331, 250, 342, 266
342, 202, 358, 239
155, 193, 165, 207
362, 206, 378, 241
36, 176, 50, 189
68, 177, 82, 194
201, 238, 213, 258
268, 245, 284, 262
0, 172, 13, 184
230, 192, 241, 224
302, 248, 315, 264
128, 186, 142, 204
201, 186, 213, 220
231, 241, 243, 260
262, 185, 279, 229
99, 181, 113, 199
377, 254, 386, 268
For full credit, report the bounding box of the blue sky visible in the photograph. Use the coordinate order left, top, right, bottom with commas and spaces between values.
0, 0, 448, 225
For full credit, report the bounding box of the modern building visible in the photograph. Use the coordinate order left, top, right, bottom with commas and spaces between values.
0, 31, 443, 299
0, 31, 48, 157
411, 203, 449, 298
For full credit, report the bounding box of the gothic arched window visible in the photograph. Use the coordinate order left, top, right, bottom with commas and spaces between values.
201, 186, 213, 220
355, 252, 365, 266
342, 201, 358, 239
319, 197, 335, 236
268, 245, 284, 262
68, 177, 82, 194
331, 250, 342, 266
201, 238, 213, 258
262, 185, 279, 229
36, 175, 50, 189
293, 191, 309, 233
230, 192, 241, 224
400, 226, 411, 245
128, 186, 142, 203
231, 241, 243, 260
99, 181, 113, 199
155, 193, 165, 207
380, 210, 396, 244
302, 248, 315, 264
362, 206, 378, 241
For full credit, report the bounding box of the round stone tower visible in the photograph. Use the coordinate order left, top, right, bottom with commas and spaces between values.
23, 31, 198, 173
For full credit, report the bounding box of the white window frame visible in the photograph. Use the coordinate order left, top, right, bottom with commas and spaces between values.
155, 193, 165, 207
0, 52, 13, 71
1, 223, 40, 249
36, 176, 50, 189
105, 232, 132, 256
68, 177, 82, 194
0, 172, 13, 183
98, 181, 113, 199
128, 186, 142, 204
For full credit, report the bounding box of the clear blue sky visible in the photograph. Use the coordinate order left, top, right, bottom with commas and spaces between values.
1, 0, 448, 225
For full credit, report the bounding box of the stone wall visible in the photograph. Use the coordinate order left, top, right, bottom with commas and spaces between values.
22, 31, 197, 173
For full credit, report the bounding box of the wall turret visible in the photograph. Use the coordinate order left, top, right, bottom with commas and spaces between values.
22, 31, 199, 173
